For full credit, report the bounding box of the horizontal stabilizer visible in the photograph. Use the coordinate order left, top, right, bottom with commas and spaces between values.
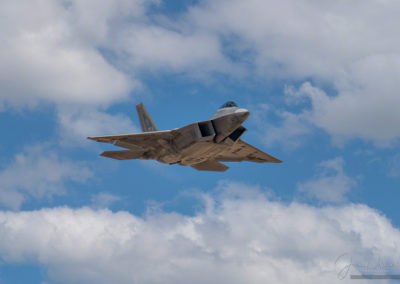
100, 150, 143, 160
191, 160, 229, 172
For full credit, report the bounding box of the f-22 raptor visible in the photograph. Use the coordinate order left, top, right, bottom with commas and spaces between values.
88, 101, 281, 171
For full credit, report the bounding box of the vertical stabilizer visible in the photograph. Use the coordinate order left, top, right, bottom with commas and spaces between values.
136, 102, 158, 132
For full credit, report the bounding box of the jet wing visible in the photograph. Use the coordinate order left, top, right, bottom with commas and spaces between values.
88, 130, 174, 150
216, 139, 282, 163
191, 160, 229, 172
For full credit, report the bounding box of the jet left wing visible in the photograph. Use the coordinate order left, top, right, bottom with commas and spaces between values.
215, 139, 282, 163
88, 130, 174, 150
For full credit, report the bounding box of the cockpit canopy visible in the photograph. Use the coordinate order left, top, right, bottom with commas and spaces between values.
220, 101, 238, 109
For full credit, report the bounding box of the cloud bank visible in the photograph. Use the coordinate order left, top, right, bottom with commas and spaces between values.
2, 0, 400, 144
0, 182, 399, 283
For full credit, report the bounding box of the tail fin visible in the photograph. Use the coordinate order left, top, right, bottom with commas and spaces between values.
136, 102, 158, 132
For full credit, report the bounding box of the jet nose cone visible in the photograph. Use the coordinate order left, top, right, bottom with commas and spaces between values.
234, 108, 250, 121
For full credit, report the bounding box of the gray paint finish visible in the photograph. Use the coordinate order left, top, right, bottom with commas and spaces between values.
88, 102, 281, 171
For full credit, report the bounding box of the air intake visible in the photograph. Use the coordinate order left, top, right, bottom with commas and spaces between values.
198, 121, 216, 137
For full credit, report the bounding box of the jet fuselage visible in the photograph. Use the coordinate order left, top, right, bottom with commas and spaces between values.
144, 106, 250, 166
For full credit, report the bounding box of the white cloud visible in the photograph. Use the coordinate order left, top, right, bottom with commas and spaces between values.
285, 82, 400, 145
0, 0, 148, 109
2, 0, 400, 145
0, 182, 399, 283
0, 145, 93, 209
190, 0, 400, 79
0, 0, 234, 110
90, 192, 121, 209
298, 157, 357, 203
119, 26, 237, 77
57, 107, 138, 146
186, 0, 400, 144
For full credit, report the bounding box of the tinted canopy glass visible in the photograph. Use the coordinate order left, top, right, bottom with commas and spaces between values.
220, 101, 238, 108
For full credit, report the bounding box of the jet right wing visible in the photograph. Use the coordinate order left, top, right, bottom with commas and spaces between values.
88, 130, 174, 150
215, 139, 282, 163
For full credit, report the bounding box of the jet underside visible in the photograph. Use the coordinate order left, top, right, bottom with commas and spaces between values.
89, 102, 281, 172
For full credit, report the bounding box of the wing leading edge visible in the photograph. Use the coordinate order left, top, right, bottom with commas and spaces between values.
88, 130, 174, 150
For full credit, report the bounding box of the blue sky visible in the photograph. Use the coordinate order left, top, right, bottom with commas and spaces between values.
1, 0, 400, 283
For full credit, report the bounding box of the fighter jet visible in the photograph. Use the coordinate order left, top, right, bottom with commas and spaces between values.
88, 101, 281, 171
